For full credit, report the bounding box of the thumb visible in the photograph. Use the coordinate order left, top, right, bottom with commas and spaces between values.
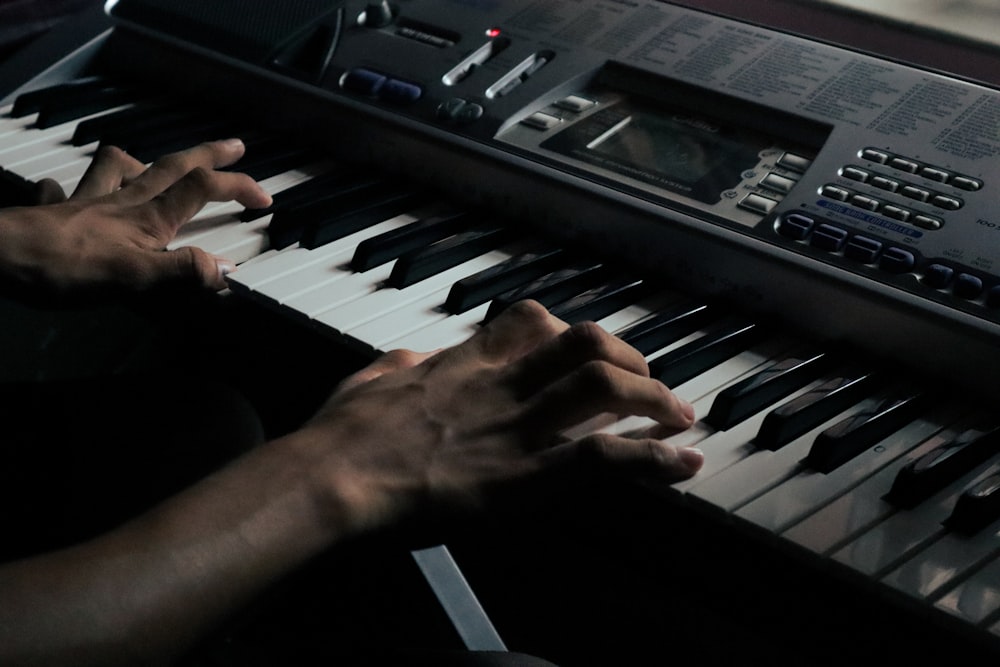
137, 246, 234, 291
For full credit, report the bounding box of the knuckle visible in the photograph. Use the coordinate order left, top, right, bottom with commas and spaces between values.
576, 360, 619, 394
95, 144, 127, 163
502, 299, 551, 326
564, 320, 612, 355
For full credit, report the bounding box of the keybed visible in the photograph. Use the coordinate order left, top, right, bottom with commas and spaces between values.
3, 75, 1000, 654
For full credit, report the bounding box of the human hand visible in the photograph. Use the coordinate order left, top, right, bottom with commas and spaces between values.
290, 300, 703, 535
0, 139, 271, 297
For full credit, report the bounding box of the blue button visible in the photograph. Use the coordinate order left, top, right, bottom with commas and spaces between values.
342, 68, 387, 96
954, 273, 983, 299
777, 213, 814, 240
844, 235, 883, 264
923, 263, 954, 289
810, 224, 848, 252
879, 247, 915, 274
380, 78, 423, 104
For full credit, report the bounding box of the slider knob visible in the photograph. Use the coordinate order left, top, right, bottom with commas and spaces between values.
362, 1, 396, 27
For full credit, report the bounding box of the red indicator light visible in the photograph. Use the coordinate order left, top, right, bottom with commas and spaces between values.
486, 27, 502, 38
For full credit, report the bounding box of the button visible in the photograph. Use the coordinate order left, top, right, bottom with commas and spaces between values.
954, 273, 984, 299
987, 286, 1000, 308
738, 193, 779, 214
951, 176, 982, 191
879, 247, 915, 273
844, 235, 883, 263
342, 67, 387, 95
871, 176, 900, 192
921, 166, 950, 183
890, 157, 920, 173
902, 185, 931, 202
437, 98, 484, 124
521, 111, 561, 130
821, 185, 851, 201
861, 148, 890, 164
923, 263, 954, 288
913, 214, 943, 230
380, 78, 423, 104
454, 101, 483, 123
777, 152, 812, 172
811, 224, 848, 251
931, 194, 962, 211
760, 173, 797, 194
777, 213, 814, 240
881, 205, 911, 222
841, 167, 870, 183
851, 194, 879, 211
555, 95, 597, 112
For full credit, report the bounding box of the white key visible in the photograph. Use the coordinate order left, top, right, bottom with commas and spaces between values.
935, 554, 1000, 625
735, 405, 960, 533
831, 459, 1000, 578
782, 424, 974, 555
882, 510, 1000, 602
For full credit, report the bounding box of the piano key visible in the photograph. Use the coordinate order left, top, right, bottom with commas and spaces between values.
239, 166, 359, 222
803, 386, 932, 473
116, 118, 243, 164
947, 471, 1000, 535
593, 291, 687, 338
649, 318, 763, 389
736, 403, 961, 534
10, 77, 112, 117
444, 244, 567, 314
935, 557, 1000, 626
226, 137, 319, 182
389, 224, 513, 288
71, 101, 182, 146
881, 501, 1000, 602
782, 418, 981, 555
546, 275, 651, 325
350, 209, 476, 272
483, 259, 610, 322
702, 349, 832, 430
34, 83, 139, 129
617, 299, 715, 357
831, 458, 1000, 578
300, 188, 426, 249
755, 364, 882, 451
886, 420, 1000, 509
265, 177, 390, 249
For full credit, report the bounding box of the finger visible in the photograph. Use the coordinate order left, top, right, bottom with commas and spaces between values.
142, 167, 271, 236
519, 361, 694, 439
33, 178, 67, 204
71, 145, 145, 199
113, 139, 252, 205
336, 349, 436, 393
467, 300, 567, 364
107, 245, 232, 291
507, 319, 650, 398
543, 433, 704, 482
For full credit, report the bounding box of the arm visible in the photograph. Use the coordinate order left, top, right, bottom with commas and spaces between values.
0, 301, 701, 666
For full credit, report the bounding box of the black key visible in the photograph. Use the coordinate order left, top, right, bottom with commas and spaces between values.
72, 102, 186, 146
300, 189, 426, 249
887, 419, 1000, 509
804, 386, 931, 473
115, 118, 240, 163
547, 275, 650, 325
265, 178, 387, 248
648, 319, 762, 389
946, 471, 1000, 534
11, 76, 108, 117
34, 84, 139, 129
240, 167, 357, 221
704, 350, 832, 431
483, 258, 609, 322
756, 365, 880, 450
226, 136, 317, 181
617, 299, 715, 357
389, 224, 513, 288
445, 245, 567, 314
95, 110, 215, 151
351, 210, 474, 271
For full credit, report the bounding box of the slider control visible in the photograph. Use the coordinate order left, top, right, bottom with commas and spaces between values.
485, 50, 554, 99
442, 37, 511, 86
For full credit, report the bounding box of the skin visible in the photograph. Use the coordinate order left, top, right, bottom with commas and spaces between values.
0, 141, 703, 665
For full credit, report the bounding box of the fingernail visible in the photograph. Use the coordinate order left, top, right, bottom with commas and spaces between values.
223, 138, 245, 150
679, 398, 695, 423
678, 447, 704, 472
216, 259, 236, 279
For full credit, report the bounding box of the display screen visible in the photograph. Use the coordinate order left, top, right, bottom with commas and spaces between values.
541, 97, 772, 205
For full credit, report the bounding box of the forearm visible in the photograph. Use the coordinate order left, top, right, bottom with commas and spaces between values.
0, 434, 344, 666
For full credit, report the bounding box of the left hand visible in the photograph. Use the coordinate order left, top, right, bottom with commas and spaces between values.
0, 139, 271, 297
